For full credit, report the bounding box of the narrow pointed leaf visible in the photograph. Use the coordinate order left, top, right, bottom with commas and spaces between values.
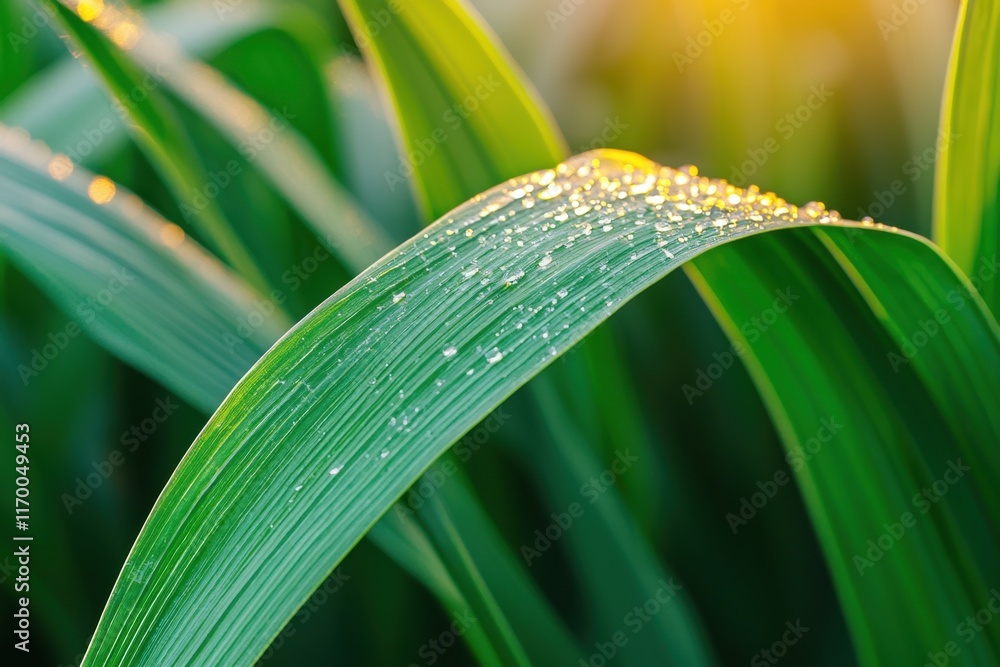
0, 125, 284, 410
338, 1, 1000, 663
933, 0, 1000, 316
42, 0, 391, 274
80, 150, 1000, 666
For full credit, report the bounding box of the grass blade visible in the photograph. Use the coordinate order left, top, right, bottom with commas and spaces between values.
0, 125, 285, 410
339, 1, 1000, 662
933, 0, 1000, 316
43, 0, 391, 274
45, 0, 273, 293
338, 0, 565, 217
79, 149, 1000, 666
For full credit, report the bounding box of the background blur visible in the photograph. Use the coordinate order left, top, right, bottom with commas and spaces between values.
0, 0, 959, 664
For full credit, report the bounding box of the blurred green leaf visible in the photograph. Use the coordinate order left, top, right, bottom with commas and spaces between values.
0, 127, 284, 410
41, 0, 391, 276
933, 0, 1000, 316
44, 0, 272, 292
338, 0, 566, 217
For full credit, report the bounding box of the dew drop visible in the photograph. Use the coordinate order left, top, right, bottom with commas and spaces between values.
442, 346, 458, 357
504, 269, 525, 285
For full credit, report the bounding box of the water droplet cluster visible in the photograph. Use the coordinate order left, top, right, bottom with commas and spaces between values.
319, 148, 893, 484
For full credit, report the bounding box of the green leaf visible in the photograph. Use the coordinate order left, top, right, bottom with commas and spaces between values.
6, 2, 550, 654
41, 0, 391, 276
340, 1, 1000, 663
0, 125, 283, 410
0, 118, 524, 667
79, 149, 1000, 666
336, 3, 710, 663
44, 0, 273, 293
0, 1, 300, 167
933, 0, 1000, 316
688, 229, 1000, 664
338, 0, 565, 218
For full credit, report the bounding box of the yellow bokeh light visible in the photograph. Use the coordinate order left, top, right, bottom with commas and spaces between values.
110, 21, 139, 49
77, 0, 104, 22
160, 223, 185, 248
47, 155, 74, 181
88, 177, 116, 204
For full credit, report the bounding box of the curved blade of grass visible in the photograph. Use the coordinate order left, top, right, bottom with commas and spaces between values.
337, 0, 565, 216
337, 1, 703, 662
341, 0, 1000, 662
0, 124, 285, 410
1, 1, 331, 169
43, 0, 390, 274
688, 229, 1000, 665
0, 117, 519, 667
81, 149, 1000, 666
6, 0, 546, 648
45, 0, 272, 293
933, 0, 1000, 316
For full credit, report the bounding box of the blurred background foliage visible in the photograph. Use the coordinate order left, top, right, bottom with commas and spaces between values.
0, 0, 961, 664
